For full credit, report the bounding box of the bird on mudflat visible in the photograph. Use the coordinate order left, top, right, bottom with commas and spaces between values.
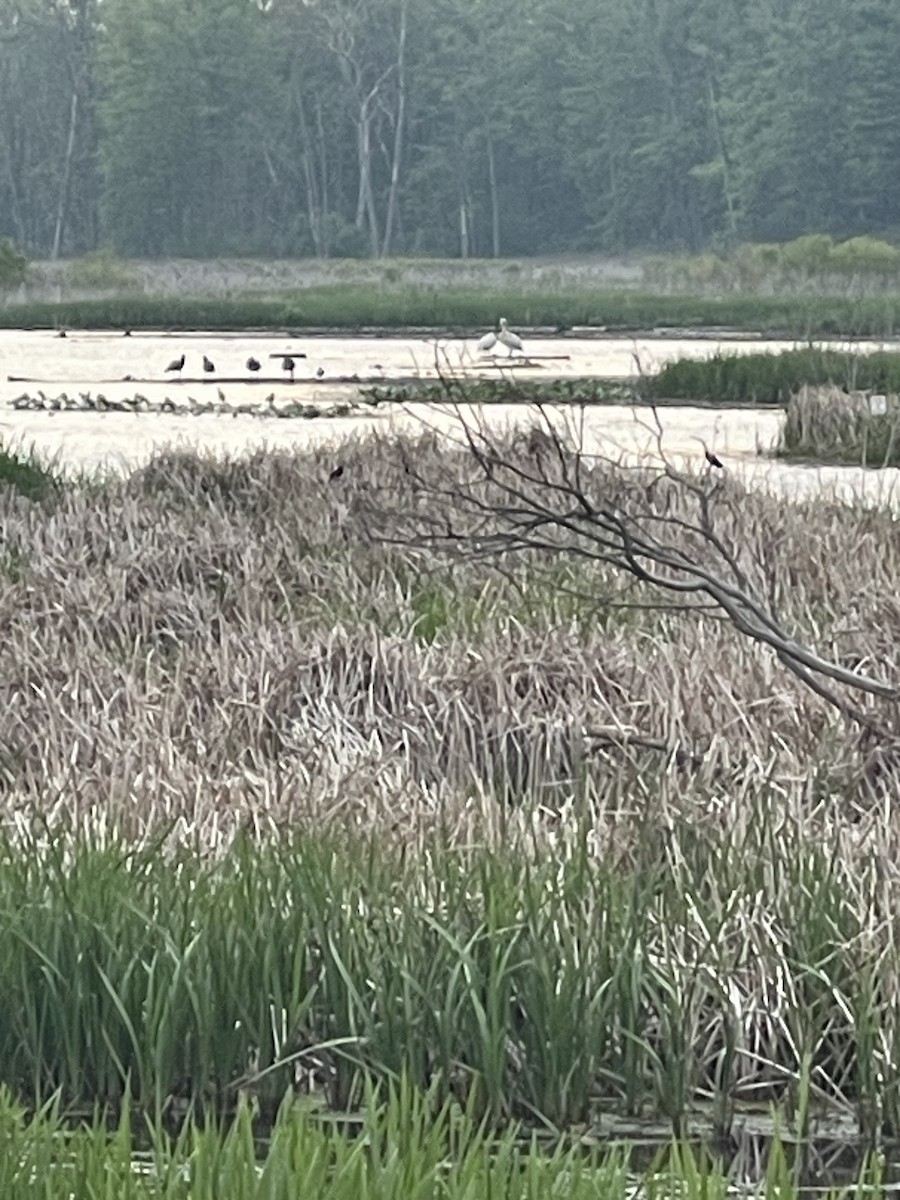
328, 464, 345, 482
497, 317, 523, 356
477, 328, 498, 353
165, 354, 185, 373
202, 355, 215, 373
316, 366, 325, 379
246, 356, 261, 373
282, 355, 296, 381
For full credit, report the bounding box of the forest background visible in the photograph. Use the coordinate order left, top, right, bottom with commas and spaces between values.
1, 0, 896, 264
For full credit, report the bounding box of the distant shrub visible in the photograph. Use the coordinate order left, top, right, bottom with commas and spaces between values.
0, 442, 61, 501
829, 236, 900, 276
0, 238, 27, 290
779, 234, 835, 274
67, 248, 140, 291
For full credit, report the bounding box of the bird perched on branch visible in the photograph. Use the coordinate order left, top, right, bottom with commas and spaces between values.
165, 354, 185, 373
694, 437, 724, 469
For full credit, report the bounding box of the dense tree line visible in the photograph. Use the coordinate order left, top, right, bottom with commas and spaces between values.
1, 0, 898, 261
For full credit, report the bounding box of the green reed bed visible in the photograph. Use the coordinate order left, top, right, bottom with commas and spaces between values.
362, 378, 636, 407
0, 823, 896, 1145
644, 347, 900, 406
6, 288, 900, 334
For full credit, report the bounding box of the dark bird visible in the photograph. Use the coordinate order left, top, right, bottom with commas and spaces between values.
316, 366, 325, 378
246, 356, 261, 372
694, 436, 724, 470
165, 354, 185, 373
328, 464, 345, 482
123, 329, 132, 337
282, 355, 296, 381
57, 329, 67, 338
202, 355, 215, 373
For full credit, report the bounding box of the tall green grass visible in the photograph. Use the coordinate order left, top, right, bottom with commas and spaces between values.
0, 1080, 879, 1199
645, 347, 900, 405
0, 824, 893, 1144
5, 288, 900, 333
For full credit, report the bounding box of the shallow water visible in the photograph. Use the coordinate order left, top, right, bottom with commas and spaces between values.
0, 329, 898, 507
1, 328, 893, 394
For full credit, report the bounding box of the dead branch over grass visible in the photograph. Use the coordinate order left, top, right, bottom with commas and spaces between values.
0, 427, 896, 856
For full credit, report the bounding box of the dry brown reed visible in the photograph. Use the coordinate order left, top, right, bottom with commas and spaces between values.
0, 425, 898, 860
779, 383, 900, 466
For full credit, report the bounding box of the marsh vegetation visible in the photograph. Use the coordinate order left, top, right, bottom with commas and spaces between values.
0, 420, 896, 1193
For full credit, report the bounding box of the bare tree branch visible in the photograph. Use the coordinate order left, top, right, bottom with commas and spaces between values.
367, 394, 899, 738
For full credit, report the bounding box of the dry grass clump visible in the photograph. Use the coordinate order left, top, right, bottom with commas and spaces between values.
0, 426, 897, 852
778, 383, 900, 465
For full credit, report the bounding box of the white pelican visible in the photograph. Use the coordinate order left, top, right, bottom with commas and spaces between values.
497, 317, 523, 356
477, 328, 498, 353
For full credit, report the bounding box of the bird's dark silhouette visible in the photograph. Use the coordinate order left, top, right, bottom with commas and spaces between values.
165, 354, 185, 373
202, 355, 215, 373
316, 366, 325, 379
328, 464, 345, 482
705, 449, 724, 469
246, 357, 261, 372
282, 356, 296, 381
57, 329, 67, 338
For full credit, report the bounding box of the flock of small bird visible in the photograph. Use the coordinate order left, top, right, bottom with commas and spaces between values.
164, 351, 323, 382
8, 389, 358, 421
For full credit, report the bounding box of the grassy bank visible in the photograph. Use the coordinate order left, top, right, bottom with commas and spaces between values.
5, 287, 900, 334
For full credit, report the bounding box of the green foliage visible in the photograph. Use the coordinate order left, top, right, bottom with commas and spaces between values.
829, 236, 900, 275
5, 289, 900, 336
0, 239, 26, 291
779, 234, 836, 274
67, 249, 141, 291
646, 348, 900, 406
0, 443, 61, 501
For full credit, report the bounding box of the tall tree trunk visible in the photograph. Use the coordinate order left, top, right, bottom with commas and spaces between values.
459, 200, 469, 258
315, 98, 330, 253
487, 134, 500, 258
354, 92, 379, 256
705, 70, 737, 236
51, 90, 78, 261
381, 0, 407, 257
295, 86, 325, 256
